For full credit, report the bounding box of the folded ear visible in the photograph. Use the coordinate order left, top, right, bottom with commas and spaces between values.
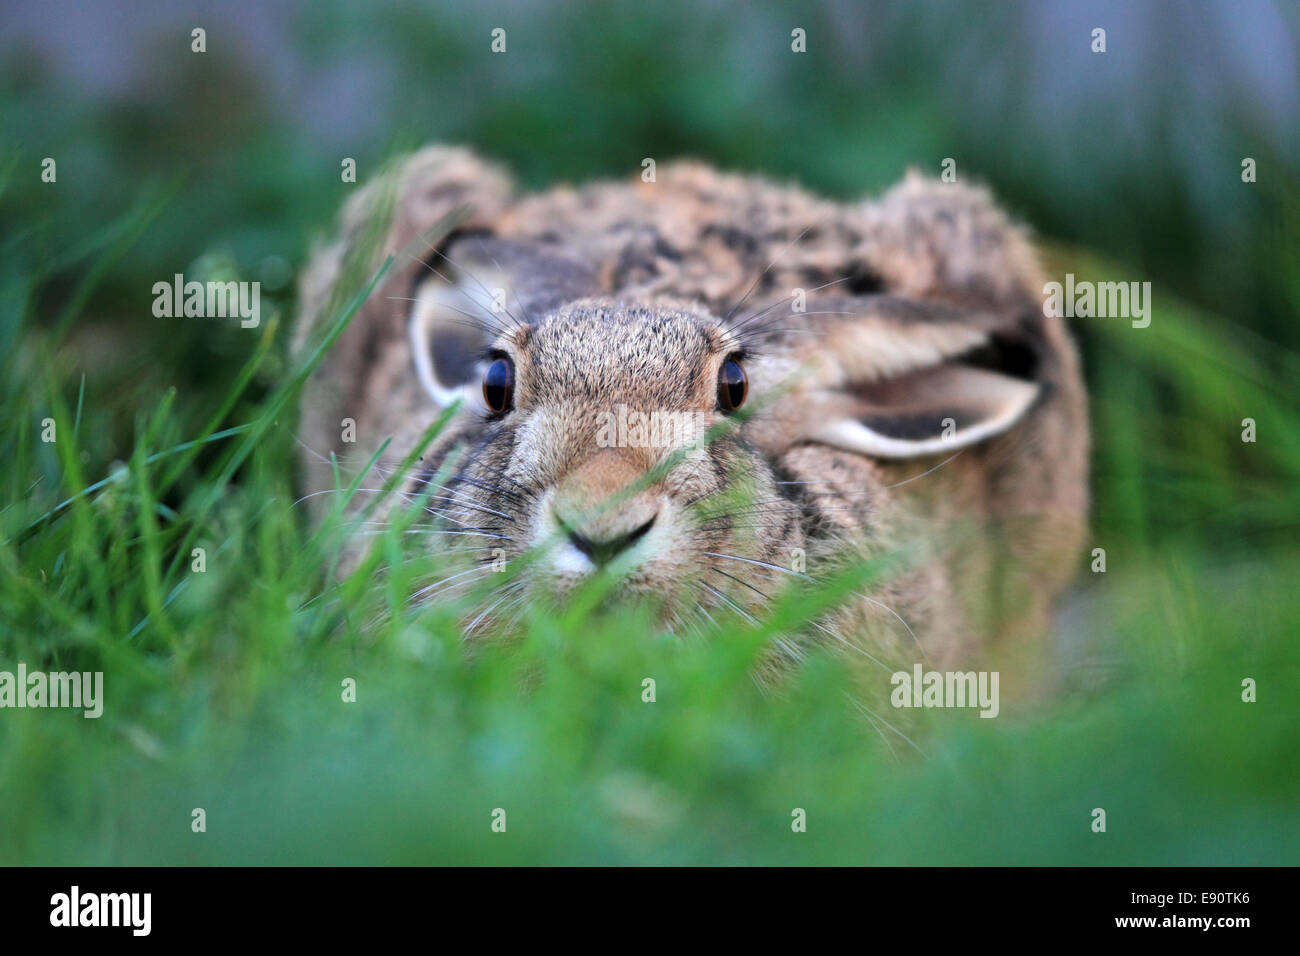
408, 235, 599, 407
800, 296, 1042, 458
811, 361, 1040, 458
743, 294, 1045, 460
740, 173, 1050, 461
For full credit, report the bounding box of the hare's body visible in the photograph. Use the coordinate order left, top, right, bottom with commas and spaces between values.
296, 147, 1087, 688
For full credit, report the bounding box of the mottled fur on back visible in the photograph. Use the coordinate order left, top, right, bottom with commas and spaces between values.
295, 146, 1088, 701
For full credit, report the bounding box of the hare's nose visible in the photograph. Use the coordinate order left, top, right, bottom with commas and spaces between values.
564, 513, 657, 566
551, 448, 662, 567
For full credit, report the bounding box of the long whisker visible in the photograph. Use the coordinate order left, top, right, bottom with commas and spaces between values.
292, 486, 392, 507
847, 696, 900, 759
810, 618, 897, 674
447, 474, 529, 505
700, 581, 760, 625
462, 593, 512, 638
709, 564, 900, 674
846, 692, 927, 758
474, 235, 537, 327
386, 293, 513, 339
703, 552, 922, 660
882, 450, 965, 490
429, 243, 526, 330
723, 220, 829, 325
419, 493, 515, 521
856, 592, 926, 660
710, 566, 773, 602
354, 528, 514, 541
727, 274, 853, 336
407, 564, 499, 604
702, 551, 811, 580
399, 247, 518, 338
739, 308, 859, 338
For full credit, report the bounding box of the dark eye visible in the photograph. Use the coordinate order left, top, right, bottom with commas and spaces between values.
483, 356, 515, 415
717, 356, 747, 412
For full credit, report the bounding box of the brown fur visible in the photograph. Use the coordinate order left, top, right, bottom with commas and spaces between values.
295, 147, 1089, 703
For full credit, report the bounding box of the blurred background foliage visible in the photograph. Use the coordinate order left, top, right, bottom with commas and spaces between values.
1, 0, 1298, 864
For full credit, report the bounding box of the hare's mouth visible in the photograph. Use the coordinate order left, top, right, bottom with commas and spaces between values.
565, 513, 657, 564
527, 485, 667, 578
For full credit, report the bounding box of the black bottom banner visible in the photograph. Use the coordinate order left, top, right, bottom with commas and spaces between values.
0, 866, 1283, 942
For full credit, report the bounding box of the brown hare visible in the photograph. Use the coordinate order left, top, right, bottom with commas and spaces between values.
295, 146, 1088, 698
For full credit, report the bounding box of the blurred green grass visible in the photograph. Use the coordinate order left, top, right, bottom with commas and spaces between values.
1, 1, 1298, 864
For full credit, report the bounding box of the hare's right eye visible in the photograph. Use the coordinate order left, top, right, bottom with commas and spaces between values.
483, 357, 515, 415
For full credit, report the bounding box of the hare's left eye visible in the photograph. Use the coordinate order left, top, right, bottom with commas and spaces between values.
483, 356, 515, 415
717, 357, 747, 412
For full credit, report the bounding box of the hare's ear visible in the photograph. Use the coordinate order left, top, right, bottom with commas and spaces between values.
759, 297, 1045, 459
295, 147, 513, 501
408, 235, 599, 407
294, 147, 514, 361
796, 174, 1048, 458
811, 357, 1040, 458
407, 272, 498, 408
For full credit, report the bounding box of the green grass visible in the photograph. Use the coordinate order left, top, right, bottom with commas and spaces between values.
1, 199, 1298, 865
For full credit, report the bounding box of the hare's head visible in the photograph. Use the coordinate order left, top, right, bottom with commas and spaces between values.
296, 148, 1088, 647
411, 281, 787, 610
